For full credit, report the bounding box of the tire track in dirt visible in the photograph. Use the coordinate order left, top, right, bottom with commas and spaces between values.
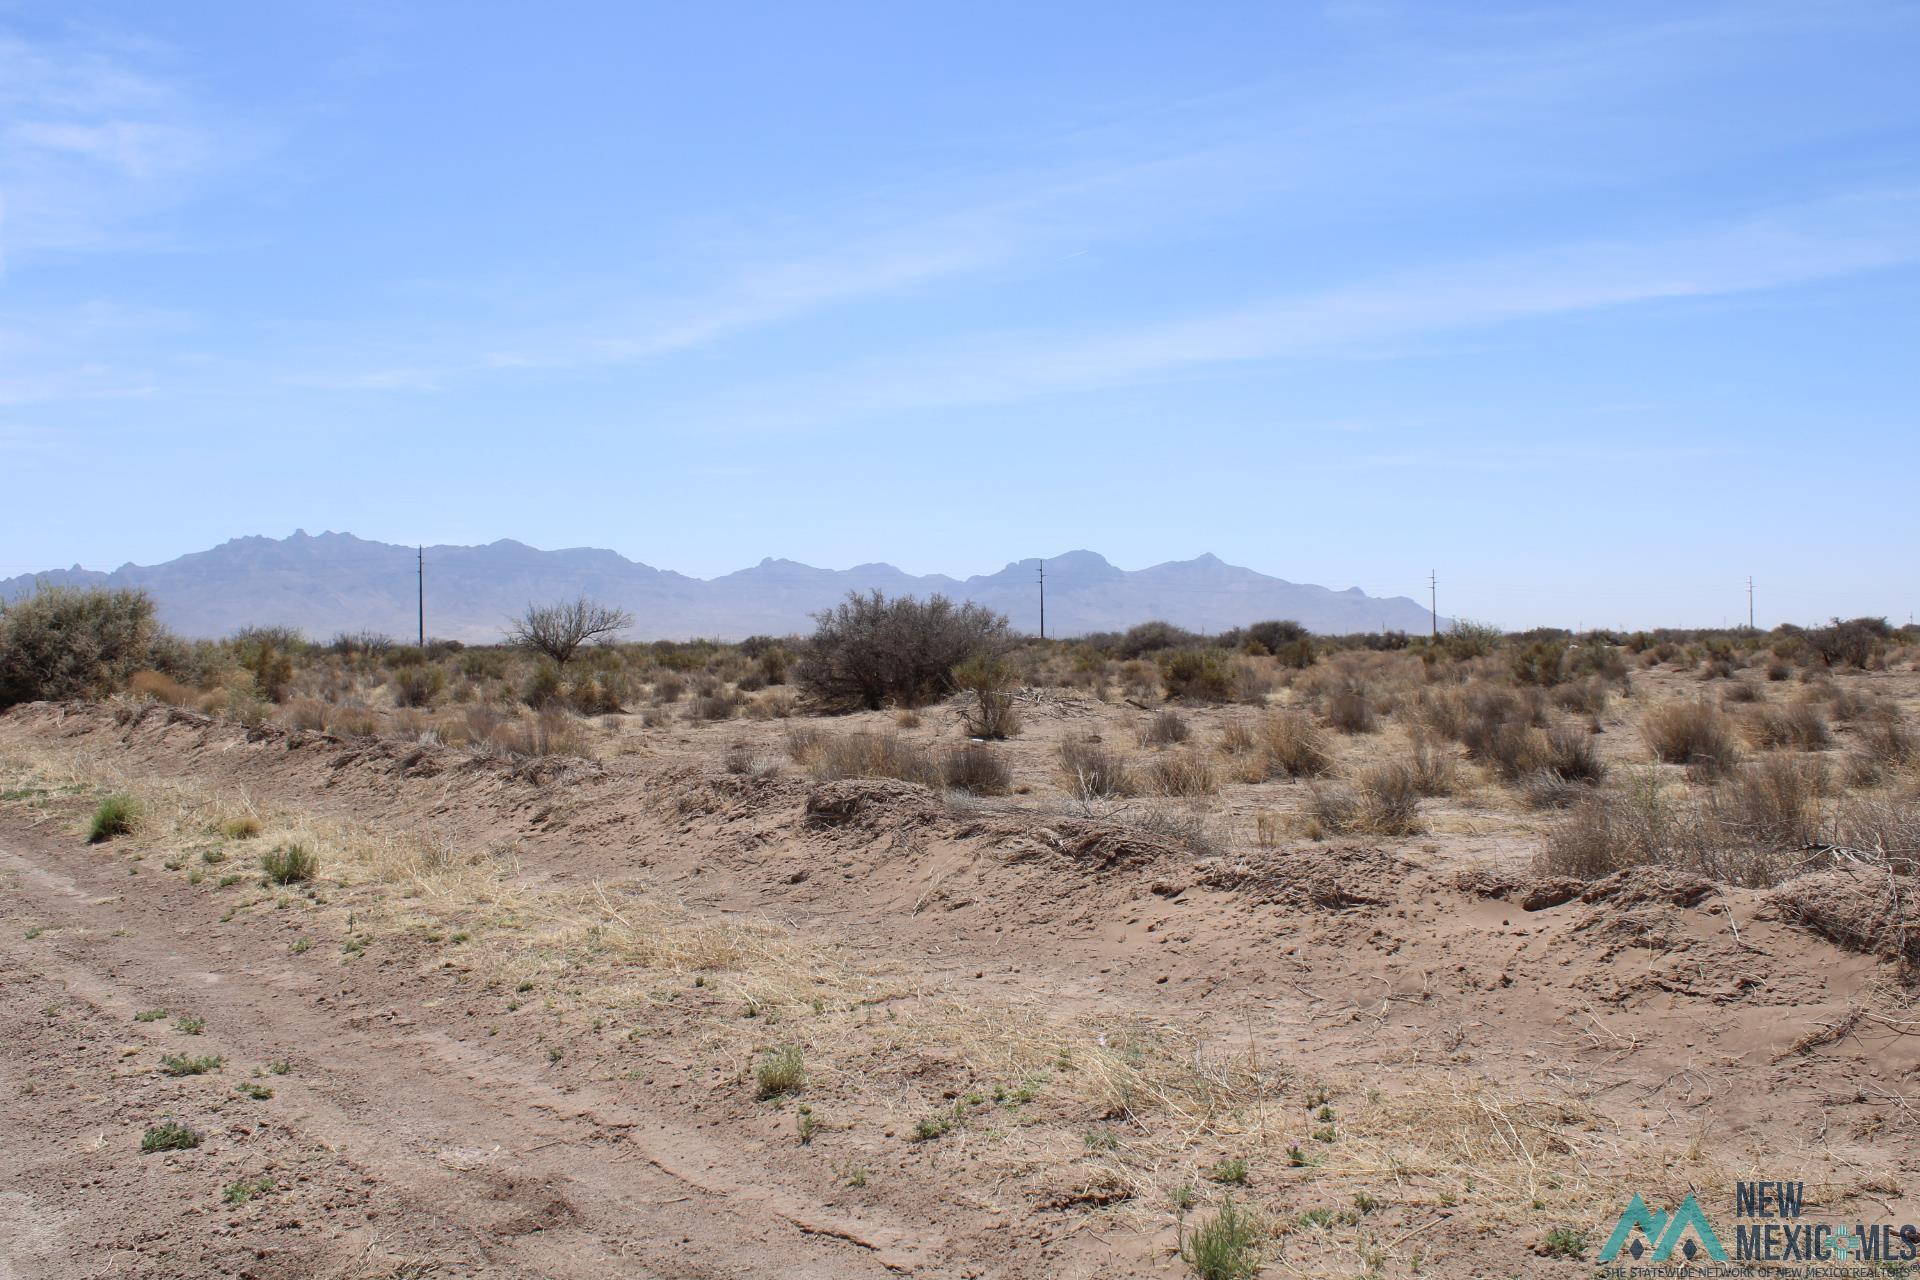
0, 825, 926, 1279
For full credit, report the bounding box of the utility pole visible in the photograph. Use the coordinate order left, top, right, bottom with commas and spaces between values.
1747, 576, 1754, 631
417, 546, 425, 649
1037, 559, 1046, 641
1429, 570, 1438, 639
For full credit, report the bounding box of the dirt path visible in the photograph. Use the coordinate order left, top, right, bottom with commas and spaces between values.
0, 821, 923, 1280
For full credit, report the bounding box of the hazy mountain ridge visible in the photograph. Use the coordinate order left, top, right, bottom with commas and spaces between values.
1, 531, 1442, 641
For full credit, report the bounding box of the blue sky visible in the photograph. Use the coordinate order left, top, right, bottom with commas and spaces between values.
1, 1, 1916, 629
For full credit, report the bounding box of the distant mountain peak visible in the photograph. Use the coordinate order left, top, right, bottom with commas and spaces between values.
0, 532, 1444, 641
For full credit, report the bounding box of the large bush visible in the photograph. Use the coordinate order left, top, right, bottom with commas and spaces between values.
796, 591, 1008, 710
0, 585, 162, 707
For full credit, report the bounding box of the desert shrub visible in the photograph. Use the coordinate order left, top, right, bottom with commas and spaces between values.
1058, 738, 1136, 799
1245, 619, 1316, 669
88, 794, 139, 843
127, 670, 198, 706
1322, 687, 1378, 734
1712, 756, 1827, 848
1766, 661, 1792, 682
1139, 710, 1191, 747
228, 629, 297, 702
796, 591, 1008, 711
746, 688, 797, 719
1257, 711, 1334, 778
0, 585, 163, 707
1405, 731, 1458, 796
808, 731, 943, 788
1749, 700, 1830, 750
328, 704, 381, 738
1113, 620, 1203, 659
755, 1047, 805, 1100
262, 843, 317, 885
389, 664, 446, 708
1437, 618, 1503, 660
690, 693, 738, 722
508, 597, 633, 666
1307, 763, 1422, 837
1144, 751, 1218, 798
1231, 660, 1277, 705
1180, 1197, 1261, 1280
1159, 649, 1235, 702
1538, 774, 1791, 886
1510, 639, 1569, 687
1720, 680, 1764, 704
1218, 721, 1257, 756
782, 725, 824, 762
283, 698, 329, 731
651, 672, 687, 703
943, 744, 1012, 795
1472, 723, 1550, 781
1806, 616, 1889, 670
1642, 701, 1740, 776
1544, 725, 1607, 785
1126, 804, 1224, 857
522, 662, 565, 709
757, 648, 791, 685
1857, 718, 1917, 770
953, 653, 1022, 739
1551, 677, 1611, 716
488, 709, 588, 758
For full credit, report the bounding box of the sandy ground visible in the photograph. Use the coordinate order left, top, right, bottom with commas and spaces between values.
1, 693, 1916, 1278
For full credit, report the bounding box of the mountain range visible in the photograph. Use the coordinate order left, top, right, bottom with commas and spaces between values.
0, 532, 1443, 642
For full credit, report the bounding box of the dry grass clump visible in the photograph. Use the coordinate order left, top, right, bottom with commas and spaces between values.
283, 698, 330, 731
1748, 699, 1831, 750
1538, 772, 1804, 887
942, 744, 1012, 795
1322, 686, 1378, 734
1304, 763, 1422, 837
1404, 731, 1459, 796
482, 709, 588, 758
1144, 751, 1219, 799
1719, 679, 1764, 705
1139, 710, 1192, 747
804, 731, 943, 788
1641, 700, 1741, 776
1256, 711, 1334, 778
1058, 738, 1136, 800
1710, 755, 1828, 848
1550, 677, 1612, 716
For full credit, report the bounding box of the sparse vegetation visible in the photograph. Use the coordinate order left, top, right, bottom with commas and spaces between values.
141, 1119, 201, 1153
87, 794, 139, 843
261, 842, 317, 885
755, 1046, 805, 1100
1180, 1198, 1261, 1280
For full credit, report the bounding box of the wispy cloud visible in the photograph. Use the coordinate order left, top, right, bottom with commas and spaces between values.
0, 26, 220, 267
666, 188, 1920, 432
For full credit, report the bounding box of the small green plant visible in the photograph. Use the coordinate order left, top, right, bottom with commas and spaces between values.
796, 1105, 820, 1145
88, 794, 138, 843
222, 1175, 274, 1205
1286, 1144, 1309, 1167
261, 843, 317, 886
173, 1014, 204, 1036
912, 1108, 961, 1142
1180, 1197, 1261, 1280
1084, 1127, 1120, 1152
834, 1159, 868, 1187
1354, 1191, 1380, 1215
216, 873, 243, 888
1295, 1207, 1336, 1230
235, 1081, 273, 1100
141, 1119, 201, 1153
160, 1052, 222, 1076
1207, 1157, 1249, 1185
134, 1008, 168, 1022
265, 1060, 291, 1075
289, 937, 310, 954
1171, 1183, 1197, 1214
1540, 1226, 1587, 1259
755, 1046, 805, 1100
201, 847, 227, 865
1315, 1104, 1334, 1122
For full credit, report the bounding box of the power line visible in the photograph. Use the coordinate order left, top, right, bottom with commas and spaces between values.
1429, 570, 1438, 639
417, 546, 425, 648
1037, 559, 1046, 640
